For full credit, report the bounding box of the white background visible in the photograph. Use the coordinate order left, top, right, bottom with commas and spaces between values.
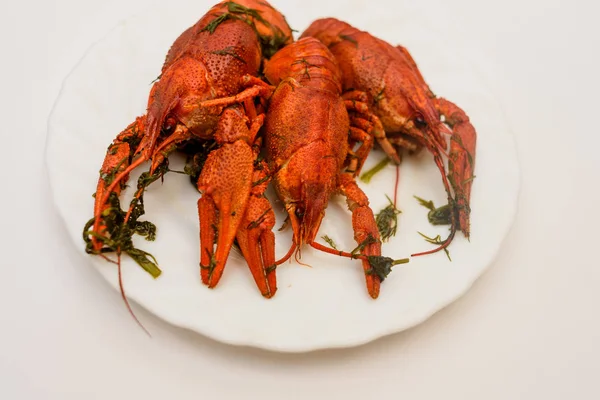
1, 0, 599, 398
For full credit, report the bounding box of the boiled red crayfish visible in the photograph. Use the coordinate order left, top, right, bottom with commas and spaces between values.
261, 37, 406, 299
302, 19, 477, 255
83, 0, 293, 303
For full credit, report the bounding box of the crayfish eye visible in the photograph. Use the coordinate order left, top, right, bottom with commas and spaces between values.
162, 117, 176, 136
295, 207, 305, 219
414, 115, 426, 129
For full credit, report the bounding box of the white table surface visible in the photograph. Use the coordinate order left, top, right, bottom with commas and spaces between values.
1, 0, 599, 398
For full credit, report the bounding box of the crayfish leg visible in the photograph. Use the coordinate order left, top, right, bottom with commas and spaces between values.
200, 75, 273, 109
343, 91, 401, 165
346, 126, 374, 176
387, 133, 421, 153
337, 173, 383, 299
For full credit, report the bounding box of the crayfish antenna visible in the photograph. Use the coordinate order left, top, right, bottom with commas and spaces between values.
310, 241, 365, 261
275, 242, 297, 266
411, 228, 456, 258
294, 247, 312, 268
393, 164, 400, 207
115, 253, 151, 336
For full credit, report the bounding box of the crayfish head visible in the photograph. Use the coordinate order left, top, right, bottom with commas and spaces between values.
275, 146, 337, 247
286, 180, 330, 247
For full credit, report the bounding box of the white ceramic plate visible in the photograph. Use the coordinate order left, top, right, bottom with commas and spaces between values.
46, 0, 518, 352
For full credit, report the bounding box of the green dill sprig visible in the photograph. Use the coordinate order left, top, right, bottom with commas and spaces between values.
291, 58, 321, 80
321, 235, 338, 250
359, 157, 390, 183
375, 195, 401, 242
339, 34, 358, 48
365, 256, 409, 282
83, 192, 161, 278
414, 195, 453, 226
83, 162, 172, 277
351, 233, 379, 256
210, 46, 247, 64
350, 234, 409, 281
150, 74, 162, 84
373, 86, 385, 103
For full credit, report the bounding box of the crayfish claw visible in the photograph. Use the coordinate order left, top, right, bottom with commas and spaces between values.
197, 141, 254, 288
236, 195, 277, 298
436, 97, 476, 238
